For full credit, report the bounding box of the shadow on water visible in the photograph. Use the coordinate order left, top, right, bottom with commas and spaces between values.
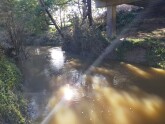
22, 47, 165, 124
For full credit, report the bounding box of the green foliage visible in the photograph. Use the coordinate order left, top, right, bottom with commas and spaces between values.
14, 0, 70, 33
0, 57, 29, 124
15, 0, 48, 33
0, 0, 49, 33
62, 18, 109, 57
143, 39, 165, 69
117, 10, 138, 30
116, 40, 134, 60
45, 0, 70, 7
116, 38, 165, 69
0, 57, 21, 90
96, 9, 140, 33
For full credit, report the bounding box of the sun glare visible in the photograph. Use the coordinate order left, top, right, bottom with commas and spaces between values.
63, 85, 74, 101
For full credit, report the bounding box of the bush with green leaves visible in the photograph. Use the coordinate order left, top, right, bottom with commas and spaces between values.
116, 10, 138, 31
144, 39, 165, 69
15, 0, 49, 33
0, 57, 30, 124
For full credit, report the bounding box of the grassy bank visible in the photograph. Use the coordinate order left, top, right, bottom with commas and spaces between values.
0, 56, 29, 124
116, 38, 165, 69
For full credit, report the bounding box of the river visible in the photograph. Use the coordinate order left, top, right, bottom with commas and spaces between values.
22, 46, 165, 124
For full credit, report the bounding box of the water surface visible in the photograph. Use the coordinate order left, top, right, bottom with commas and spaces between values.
23, 47, 165, 124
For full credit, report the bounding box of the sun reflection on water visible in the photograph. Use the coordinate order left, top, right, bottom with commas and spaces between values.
40, 55, 165, 124
63, 84, 75, 101
49, 47, 65, 70
42, 78, 165, 124
25, 47, 165, 124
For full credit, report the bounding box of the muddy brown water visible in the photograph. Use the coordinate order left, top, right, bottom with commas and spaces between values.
22, 47, 165, 124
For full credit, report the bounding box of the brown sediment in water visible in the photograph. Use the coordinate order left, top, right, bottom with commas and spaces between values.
23, 47, 165, 124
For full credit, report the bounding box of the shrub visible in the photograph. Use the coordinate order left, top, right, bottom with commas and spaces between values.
144, 39, 165, 68
62, 18, 109, 57
116, 10, 138, 31
0, 57, 29, 124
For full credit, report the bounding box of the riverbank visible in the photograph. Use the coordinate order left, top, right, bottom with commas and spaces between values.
118, 17, 165, 69
28, 34, 165, 69
111, 37, 165, 69
0, 56, 30, 124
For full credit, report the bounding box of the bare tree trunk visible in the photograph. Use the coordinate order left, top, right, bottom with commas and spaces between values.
59, 7, 63, 29
82, 0, 93, 26
39, 0, 64, 38
87, 0, 93, 26
82, 0, 88, 23
63, 10, 66, 27
6, 12, 26, 59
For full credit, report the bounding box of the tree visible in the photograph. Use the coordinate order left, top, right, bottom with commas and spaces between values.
39, 0, 64, 38
16, 0, 48, 33
0, 0, 25, 58
87, 0, 93, 26
82, 0, 93, 26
